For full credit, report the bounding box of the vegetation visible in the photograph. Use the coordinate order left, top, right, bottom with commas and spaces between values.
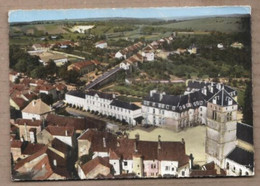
242, 81, 253, 125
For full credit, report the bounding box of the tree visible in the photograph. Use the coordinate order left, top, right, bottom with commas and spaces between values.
39, 93, 54, 105
30, 66, 47, 79
242, 80, 253, 125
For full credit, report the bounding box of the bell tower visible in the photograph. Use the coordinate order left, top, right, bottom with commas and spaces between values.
205, 87, 237, 168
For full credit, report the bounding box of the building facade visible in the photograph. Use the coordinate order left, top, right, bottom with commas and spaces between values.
65, 90, 142, 125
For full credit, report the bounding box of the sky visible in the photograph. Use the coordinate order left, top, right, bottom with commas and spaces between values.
9, 6, 251, 23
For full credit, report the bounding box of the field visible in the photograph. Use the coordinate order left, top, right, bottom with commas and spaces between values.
157, 17, 244, 33
9, 16, 248, 46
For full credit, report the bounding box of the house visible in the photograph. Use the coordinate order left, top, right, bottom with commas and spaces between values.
115, 42, 144, 59
67, 60, 100, 75
45, 113, 106, 134
32, 43, 52, 52
13, 145, 70, 180
11, 140, 23, 161
15, 118, 42, 142
38, 52, 68, 66
9, 71, 20, 82
119, 61, 131, 70
95, 41, 108, 49
142, 45, 156, 61
77, 130, 190, 178
217, 43, 224, 50
190, 161, 226, 177
11, 140, 45, 161
77, 129, 117, 158
10, 97, 28, 110
224, 123, 254, 176
231, 42, 244, 49
78, 156, 112, 179
37, 125, 75, 147
109, 135, 190, 177
37, 84, 57, 99
187, 44, 197, 54
22, 99, 52, 120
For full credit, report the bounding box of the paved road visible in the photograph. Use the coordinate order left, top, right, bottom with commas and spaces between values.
85, 66, 122, 90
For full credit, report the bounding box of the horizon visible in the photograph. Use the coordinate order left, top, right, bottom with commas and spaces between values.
9, 6, 251, 23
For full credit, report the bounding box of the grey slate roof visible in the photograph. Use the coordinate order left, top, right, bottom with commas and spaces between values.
144, 81, 237, 112
143, 91, 205, 112
110, 99, 140, 111
86, 90, 114, 100
226, 147, 254, 171
66, 90, 85, 98
207, 88, 237, 106
237, 122, 253, 145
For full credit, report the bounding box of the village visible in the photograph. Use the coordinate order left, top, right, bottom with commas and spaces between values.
9, 15, 254, 180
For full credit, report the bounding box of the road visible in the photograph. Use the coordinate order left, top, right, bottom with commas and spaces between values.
85, 66, 122, 90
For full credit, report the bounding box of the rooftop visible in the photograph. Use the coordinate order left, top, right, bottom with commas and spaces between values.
22, 99, 52, 115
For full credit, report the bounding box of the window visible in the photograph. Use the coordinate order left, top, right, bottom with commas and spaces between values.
124, 161, 128, 166
246, 172, 249, 176
226, 162, 229, 170
227, 112, 232, 121
200, 108, 202, 111
153, 109, 155, 114
182, 171, 185, 176
165, 166, 169, 171
239, 169, 242, 176
172, 167, 175, 171
212, 111, 217, 120
233, 166, 236, 171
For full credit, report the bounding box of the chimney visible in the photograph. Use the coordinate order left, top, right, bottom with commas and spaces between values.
158, 135, 161, 150
53, 159, 57, 166
103, 137, 106, 148
65, 130, 68, 136
32, 100, 36, 106
216, 83, 221, 90
150, 89, 157, 97
181, 138, 185, 145
202, 86, 207, 96
135, 133, 140, 141
134, 134, 139, 153
189, 153, 194, 169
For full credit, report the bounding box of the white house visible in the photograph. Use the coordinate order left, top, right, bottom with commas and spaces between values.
22, 99, 52, 120
224, 147, 254, 176
115, 51, 126, 59
95, 41, 108, 49
119, 61, 131, 70
142, 51, 155, 61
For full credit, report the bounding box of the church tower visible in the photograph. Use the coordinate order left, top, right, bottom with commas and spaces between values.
205, 86, 238, 168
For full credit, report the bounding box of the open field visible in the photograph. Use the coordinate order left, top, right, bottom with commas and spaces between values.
157, 17, 245, 33
127, 126, 207, 165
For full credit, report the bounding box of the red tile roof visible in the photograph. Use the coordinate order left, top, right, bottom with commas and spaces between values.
80, 156, 112, 176
69, 60, 100, 71
11, 97, 28, 109
22, 143, 45, 155
16, 118, 42, 127
78, 129, 117, 153
11, 140, 23, 148
46, 114, 106, 131
45, 125, 74, 137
